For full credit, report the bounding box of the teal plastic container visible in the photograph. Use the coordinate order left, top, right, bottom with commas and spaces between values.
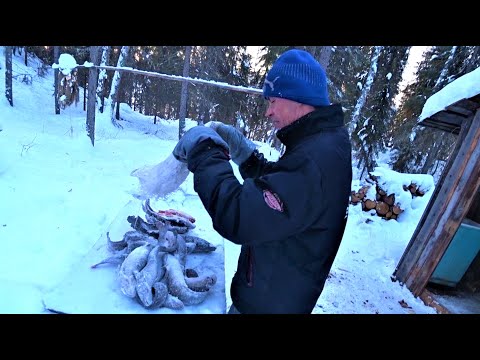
430, 219, 480, 287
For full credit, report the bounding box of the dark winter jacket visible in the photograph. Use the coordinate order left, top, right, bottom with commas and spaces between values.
187, 104, 352, 314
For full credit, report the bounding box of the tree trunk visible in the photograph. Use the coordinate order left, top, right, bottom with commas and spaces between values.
434, 46, 457, 89
5, 46, 13, 106
96, 46, 110, 113
83, 71, 87, 111
108, 46, 130, 128
54, 46, 60, 114
115, 99, 121, 120
319, 46, 332, 71
86, 46, 100, 146
349, 46, 382, 135
179, 46, 192, 139
421, 137, 442, 174
24, 46, 28, 66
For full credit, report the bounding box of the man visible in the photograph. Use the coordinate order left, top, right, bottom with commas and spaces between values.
173, 49, 352, 314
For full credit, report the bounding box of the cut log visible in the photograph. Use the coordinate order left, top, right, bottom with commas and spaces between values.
392, 205, 402, 215
409, 183, 417, 195
375, 201, 390, 216
377, 186, 386, 196
364, 199, 377, 211
351, 194, 361, 204
383, 194, 395, 206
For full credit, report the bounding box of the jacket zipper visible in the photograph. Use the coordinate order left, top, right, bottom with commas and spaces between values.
246, 245, 254, 287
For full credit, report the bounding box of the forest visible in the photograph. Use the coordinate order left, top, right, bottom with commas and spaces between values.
4, 45, 480, 181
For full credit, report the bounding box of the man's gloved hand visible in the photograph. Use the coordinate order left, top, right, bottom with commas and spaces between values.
172, 126, 229, 163
205, 121, 256, 165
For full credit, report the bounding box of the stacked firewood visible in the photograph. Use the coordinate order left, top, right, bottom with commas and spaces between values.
350, 185, 402, 220
350, 175, 403, 220
402, 183, 426, 197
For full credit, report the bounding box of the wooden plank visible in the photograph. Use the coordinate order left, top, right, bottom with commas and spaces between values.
393, 114, 470, 283
431, 112, 465, 127
466, 188, 480, 223
406, 111, 480, 295
421, 120, 460, 135
395, 92, 480, 287
445, 105, 474, 117
468, 93, 480, 104
449, 97, 480, 112
419, 111, 466, 134
418, 94, 480, 133
419, 289, 451, 314
394, 112, 476, 290
406, 121, 478, 293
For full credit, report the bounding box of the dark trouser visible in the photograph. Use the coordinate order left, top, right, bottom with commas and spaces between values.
227, 304, 242, 314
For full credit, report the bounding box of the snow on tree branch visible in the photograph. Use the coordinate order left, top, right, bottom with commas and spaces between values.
53, 53, 263, 96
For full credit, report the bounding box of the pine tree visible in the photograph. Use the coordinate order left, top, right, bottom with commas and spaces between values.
328, 46, 371, 120
390, 46, 480, 178
351, 46, 409, 177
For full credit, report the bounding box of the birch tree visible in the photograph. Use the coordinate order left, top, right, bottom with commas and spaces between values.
179, 46, 192, 139
96, 46, 110, 113
349, 46, 382, 135
108, 46, 130, 127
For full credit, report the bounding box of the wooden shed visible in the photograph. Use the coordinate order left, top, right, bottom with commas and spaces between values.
392, 89, 480, 313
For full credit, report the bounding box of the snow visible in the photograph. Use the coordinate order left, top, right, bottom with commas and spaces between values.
419, 66, 480, 121
0, 47, 473, 314
52, 53, 78, 75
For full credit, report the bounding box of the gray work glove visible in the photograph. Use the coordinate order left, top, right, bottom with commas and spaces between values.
172, 125, 229, 163
205, 121, 256, 166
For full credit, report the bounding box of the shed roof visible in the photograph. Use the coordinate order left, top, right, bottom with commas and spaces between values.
418, 94, 480, 134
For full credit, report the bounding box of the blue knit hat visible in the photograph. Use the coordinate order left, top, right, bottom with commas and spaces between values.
262, 49, 330, 107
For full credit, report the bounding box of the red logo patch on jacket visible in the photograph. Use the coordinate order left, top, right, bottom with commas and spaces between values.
263, 190, 284, 212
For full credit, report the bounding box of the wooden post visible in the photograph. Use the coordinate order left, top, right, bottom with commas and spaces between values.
86, 46, 100, 146
395, 110, 480, 296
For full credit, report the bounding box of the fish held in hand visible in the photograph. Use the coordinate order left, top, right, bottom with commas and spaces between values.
131, 153, 190, 199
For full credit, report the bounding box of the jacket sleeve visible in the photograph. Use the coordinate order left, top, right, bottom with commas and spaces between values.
187, 139, 325, 246
238, 149, 276, 179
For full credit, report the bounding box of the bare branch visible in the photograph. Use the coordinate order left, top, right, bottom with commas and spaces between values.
21, 135, 37, 156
